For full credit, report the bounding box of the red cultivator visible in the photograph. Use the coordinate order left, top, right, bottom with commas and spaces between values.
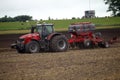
109, 36, 119, 44
68, 22, 109, 48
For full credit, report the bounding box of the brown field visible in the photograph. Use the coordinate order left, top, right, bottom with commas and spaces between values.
0, 28, 120, 80
0, 45, 120, 80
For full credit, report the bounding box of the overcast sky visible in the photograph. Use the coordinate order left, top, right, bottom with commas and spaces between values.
0, 0, 111, 20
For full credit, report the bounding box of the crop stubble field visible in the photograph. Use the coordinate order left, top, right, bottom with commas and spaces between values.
0, 28, 120, 80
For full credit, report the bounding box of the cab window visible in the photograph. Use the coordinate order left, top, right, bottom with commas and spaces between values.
36, 26, 42, 34
45, 25, 53, 34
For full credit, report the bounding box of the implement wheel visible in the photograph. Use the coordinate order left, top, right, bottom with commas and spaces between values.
84, 39, 94, 48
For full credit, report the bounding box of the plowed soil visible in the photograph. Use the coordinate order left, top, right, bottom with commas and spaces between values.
0, 28, 120, 80
0, 28, 120, 48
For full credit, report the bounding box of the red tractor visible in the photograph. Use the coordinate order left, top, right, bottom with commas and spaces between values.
11, 23, 69, 53
68, 22, 109, 49
11, 22, 109, 53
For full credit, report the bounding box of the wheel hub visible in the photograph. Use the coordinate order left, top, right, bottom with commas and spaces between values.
57, 40, 66, 50
29, 44, 38, 52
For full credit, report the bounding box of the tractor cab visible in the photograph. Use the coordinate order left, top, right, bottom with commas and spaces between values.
32, 23, 54, 39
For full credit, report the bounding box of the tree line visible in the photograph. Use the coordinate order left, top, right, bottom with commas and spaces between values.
0, 15, 32, 22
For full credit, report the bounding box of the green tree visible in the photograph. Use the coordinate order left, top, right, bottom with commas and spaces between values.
72, 17, 76, 20
14, 15, 32, 22
0, 15, 32, 22
48, 16, 51, 20
104, 0, 120, 16
0, 15, 8, 22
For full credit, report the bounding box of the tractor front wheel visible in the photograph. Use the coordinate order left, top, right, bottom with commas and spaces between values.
25, 41, 40, 53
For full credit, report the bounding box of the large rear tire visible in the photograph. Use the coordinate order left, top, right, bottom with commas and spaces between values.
25, 41, 40, 53
50, 35, 68, 52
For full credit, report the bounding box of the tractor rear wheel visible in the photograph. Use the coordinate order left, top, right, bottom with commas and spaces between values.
25, 41, 40, 53
50, 35, 68, 52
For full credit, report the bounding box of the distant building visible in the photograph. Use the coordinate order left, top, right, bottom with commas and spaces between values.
85, 10, 95, 18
